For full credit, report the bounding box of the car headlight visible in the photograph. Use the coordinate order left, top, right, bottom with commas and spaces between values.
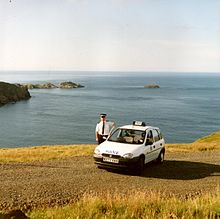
94, 148, 102, 157
122, 153, 133, 159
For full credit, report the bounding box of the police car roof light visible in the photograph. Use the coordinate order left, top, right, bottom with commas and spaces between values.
133, 121, 146, 126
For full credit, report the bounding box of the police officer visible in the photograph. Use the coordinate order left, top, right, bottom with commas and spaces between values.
96, 113, 115, 144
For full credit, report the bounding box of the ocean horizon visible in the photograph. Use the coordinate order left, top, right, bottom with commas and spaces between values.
0, 71, 220, 148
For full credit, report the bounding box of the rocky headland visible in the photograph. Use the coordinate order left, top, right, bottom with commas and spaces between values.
24, 81, 84, 89
0, 82, 31, 107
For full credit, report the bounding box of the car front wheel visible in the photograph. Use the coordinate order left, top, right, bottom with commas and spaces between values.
135, 156, 145, 175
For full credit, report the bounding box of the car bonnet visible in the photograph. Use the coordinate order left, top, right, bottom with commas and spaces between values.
98, 140, 140, 156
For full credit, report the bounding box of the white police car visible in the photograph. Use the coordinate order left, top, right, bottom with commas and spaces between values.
93, 121, 165, 174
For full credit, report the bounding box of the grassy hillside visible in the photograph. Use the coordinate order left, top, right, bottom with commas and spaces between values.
0, 131, 219, 163
167, 131, 220, 152
194, 131, 220, 143
0, 132, 219, 219
0, 144, 95, 163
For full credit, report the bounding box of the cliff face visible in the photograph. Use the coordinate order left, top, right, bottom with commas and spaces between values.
0, 82, 31, 106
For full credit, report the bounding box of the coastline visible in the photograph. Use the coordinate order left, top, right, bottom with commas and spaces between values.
1, 73, 220, 147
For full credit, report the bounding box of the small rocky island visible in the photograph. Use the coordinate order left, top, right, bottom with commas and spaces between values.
24, 81, 84, 89
0, 82, 31, 106
144, 84, 160, 88
59, 81, 84, 89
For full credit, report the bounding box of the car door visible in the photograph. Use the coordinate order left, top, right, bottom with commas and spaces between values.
144, 130, 155, 163
152, 129, 163, 159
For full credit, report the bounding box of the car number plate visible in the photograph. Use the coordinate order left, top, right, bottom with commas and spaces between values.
103, 157, 119, 163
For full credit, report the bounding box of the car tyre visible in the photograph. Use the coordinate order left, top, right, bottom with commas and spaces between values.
156, 150, 165, 164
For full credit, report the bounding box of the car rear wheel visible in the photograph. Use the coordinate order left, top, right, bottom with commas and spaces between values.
156, 150, 165, 164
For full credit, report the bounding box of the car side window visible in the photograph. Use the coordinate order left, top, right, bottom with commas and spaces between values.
157, 129, 162, 140
146, 130, 154, 145
152, 129, 160, 142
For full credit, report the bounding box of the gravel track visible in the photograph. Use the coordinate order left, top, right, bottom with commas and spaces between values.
0, 151, 219, 211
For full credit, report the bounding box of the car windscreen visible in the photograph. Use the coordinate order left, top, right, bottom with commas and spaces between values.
108, 128, 146, 144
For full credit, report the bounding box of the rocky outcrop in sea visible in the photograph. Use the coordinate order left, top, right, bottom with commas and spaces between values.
24, 82, 58, 89
23, 81, 84, 89
144, 84, 160, 88
59, 81, 84, 89
0, 82, 31, 106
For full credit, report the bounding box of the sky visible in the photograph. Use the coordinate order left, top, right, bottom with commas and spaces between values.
0, 0, 220, 72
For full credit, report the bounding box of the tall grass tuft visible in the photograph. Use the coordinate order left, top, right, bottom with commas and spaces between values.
29, 189, 220, 219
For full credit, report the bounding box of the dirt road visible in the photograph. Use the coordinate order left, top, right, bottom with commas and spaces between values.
0, 151, 219, 211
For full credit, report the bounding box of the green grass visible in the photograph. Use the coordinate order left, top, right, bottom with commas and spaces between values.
28, 189, 220, 219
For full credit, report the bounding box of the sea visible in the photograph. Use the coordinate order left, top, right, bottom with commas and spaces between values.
0, 71, 220, 148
